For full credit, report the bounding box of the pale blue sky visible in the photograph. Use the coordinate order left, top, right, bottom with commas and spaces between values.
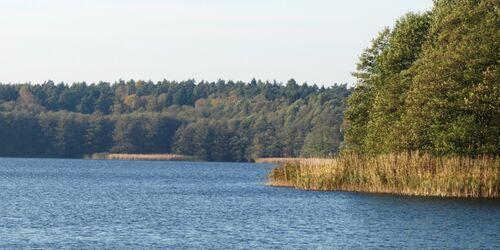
0, 0, 433, 86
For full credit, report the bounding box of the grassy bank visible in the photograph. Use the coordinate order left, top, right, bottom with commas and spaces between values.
268, 153, 500, 198
87, 153, 194, 161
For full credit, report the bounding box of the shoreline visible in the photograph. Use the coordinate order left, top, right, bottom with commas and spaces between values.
266, 182, 500, 200
86, 153, 195, 161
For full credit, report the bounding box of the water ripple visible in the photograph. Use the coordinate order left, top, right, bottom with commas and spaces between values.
0, 158, 499, 249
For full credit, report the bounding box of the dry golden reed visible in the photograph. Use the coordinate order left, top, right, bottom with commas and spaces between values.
89, 153, 193, 161
267, 152, 500, 198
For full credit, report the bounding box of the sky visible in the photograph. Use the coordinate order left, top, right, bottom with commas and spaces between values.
0, 0, 433, 86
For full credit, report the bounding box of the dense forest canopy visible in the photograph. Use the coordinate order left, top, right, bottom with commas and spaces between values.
345, 0, 499, 156
0, 79, 350, 161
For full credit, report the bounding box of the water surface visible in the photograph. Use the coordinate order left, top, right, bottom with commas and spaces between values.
0, 158, 499, 249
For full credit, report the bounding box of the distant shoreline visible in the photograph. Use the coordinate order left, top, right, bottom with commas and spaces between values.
86, 153, 195, 161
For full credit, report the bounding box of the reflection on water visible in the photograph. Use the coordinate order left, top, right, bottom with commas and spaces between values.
0, 158, 499, 249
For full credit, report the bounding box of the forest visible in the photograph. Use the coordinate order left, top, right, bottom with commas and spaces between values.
1, 0, 497, 163
0, 79, 350, 161
344, 0, 499, 157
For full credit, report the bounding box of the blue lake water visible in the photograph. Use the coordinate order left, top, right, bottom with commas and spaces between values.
0, 158, 499, 249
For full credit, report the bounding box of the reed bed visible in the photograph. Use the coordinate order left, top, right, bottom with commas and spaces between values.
255, 157, 325, 164
89, 153, 194, 161
268, 152, 500, 198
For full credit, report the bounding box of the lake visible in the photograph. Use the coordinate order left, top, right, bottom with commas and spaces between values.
0, 158, 499, 249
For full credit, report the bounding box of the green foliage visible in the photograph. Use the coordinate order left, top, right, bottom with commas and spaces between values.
345, 0, 499, 156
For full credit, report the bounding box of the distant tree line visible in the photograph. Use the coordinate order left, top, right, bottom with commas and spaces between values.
344, 0, 499, 156
0, 79, 350, 161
